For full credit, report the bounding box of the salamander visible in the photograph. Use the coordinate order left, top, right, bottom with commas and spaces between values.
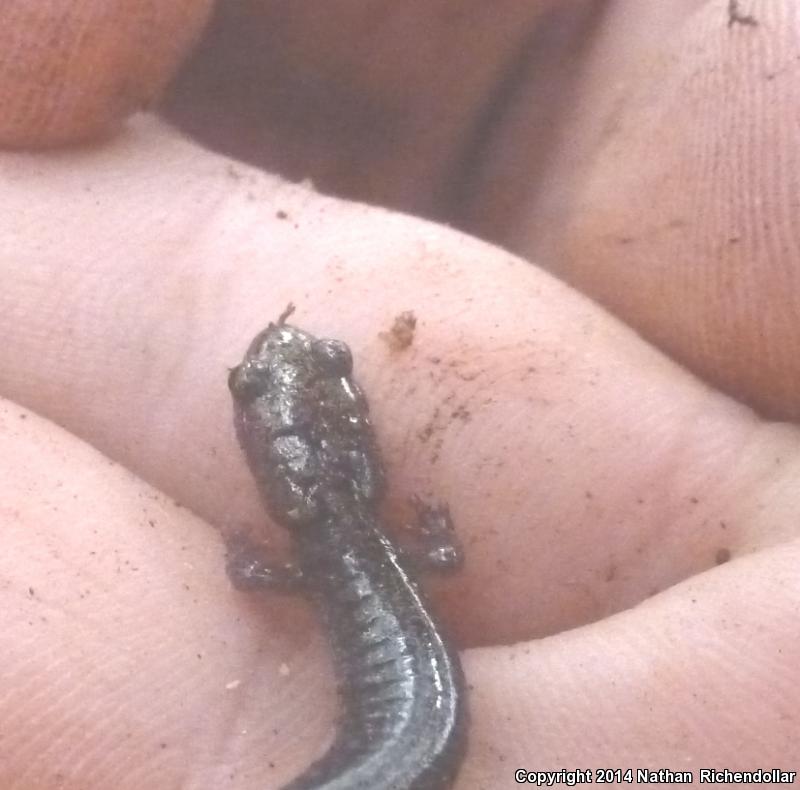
226, 308, 467, 790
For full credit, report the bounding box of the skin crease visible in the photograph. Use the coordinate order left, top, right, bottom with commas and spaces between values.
1, 3, 799, 790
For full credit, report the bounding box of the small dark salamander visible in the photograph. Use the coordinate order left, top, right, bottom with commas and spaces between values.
227, 307, 468, 790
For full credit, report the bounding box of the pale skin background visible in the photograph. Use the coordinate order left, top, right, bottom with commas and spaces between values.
1, 1, 799, 788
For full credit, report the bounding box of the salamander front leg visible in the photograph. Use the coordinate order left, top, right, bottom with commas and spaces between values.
402, 496, 464, 573
225, 534, 306, 593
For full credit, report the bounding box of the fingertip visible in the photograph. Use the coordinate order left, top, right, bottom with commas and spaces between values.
0, 0, 213, 148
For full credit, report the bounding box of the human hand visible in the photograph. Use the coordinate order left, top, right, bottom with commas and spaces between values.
2, 2, 798, 788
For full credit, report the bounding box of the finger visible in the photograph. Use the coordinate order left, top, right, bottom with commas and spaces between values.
0, 400, 314, 789
5, 390, 795, 785
461, 537, 800, 778
2, 119, 799, 648
546, 0, 800, 420
0, 0, 212, 147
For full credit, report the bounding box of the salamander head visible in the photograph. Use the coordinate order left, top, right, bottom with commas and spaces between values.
228, 322, 353, 408
228, 315, 382, 529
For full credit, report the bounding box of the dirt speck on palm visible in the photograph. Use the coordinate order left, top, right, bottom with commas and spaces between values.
380, 311, 417, 351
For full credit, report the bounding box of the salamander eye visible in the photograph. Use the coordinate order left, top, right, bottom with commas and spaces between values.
311, 339, 353, 377
228, 359, 270, 401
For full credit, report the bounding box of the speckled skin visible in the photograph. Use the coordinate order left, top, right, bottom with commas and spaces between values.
227, 315, 467, 790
